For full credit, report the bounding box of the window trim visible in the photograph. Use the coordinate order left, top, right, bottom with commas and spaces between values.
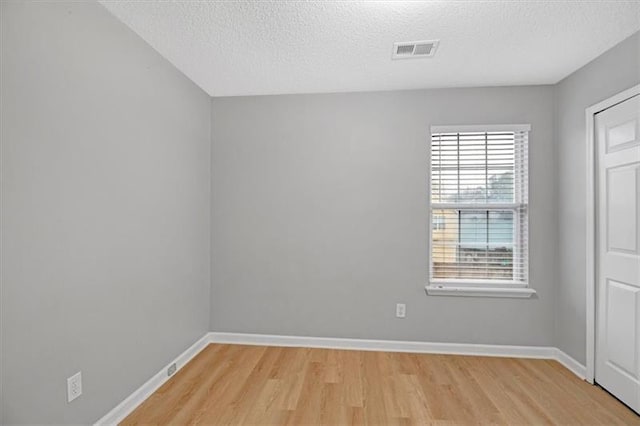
431, 124, 531, 133
427, 124, 535, 299
425, 285, 536, 298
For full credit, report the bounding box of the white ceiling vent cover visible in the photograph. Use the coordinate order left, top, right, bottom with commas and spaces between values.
392, 40, 439, 60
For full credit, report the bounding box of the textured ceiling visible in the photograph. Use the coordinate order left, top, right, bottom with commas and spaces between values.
99, 1, 640, 97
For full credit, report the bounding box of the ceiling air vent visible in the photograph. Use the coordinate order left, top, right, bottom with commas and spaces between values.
392, 40, 439, 60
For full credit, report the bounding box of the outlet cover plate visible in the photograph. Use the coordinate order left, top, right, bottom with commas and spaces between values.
67, 371, 82, 402
167, 362, 177, 376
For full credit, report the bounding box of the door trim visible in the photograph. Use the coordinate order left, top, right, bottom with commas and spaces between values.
585, 84, 640, 384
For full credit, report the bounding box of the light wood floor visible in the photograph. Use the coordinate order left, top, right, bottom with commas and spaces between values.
122, 344, 639, 425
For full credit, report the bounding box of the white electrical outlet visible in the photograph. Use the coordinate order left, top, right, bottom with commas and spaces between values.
67, 371, 82, 403
396, 303, 406, 318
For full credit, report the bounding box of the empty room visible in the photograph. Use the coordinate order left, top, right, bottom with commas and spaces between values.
2, 0, 640, 424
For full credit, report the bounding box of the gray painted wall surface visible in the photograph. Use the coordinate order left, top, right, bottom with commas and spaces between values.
554, 32, 640, 364
210, 86, 557, 347
1, 1, 211, 423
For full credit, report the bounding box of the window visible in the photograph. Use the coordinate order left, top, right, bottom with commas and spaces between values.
427, 125, 534, 298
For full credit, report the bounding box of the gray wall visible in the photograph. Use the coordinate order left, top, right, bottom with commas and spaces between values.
1, 1, 211, 423
210, 86, 557, 347
554, 32, 640, 364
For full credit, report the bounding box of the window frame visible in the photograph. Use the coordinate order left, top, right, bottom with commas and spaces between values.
426, 124, 535, 298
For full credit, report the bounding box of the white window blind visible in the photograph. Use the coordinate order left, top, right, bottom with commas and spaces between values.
430, 127, 529, 286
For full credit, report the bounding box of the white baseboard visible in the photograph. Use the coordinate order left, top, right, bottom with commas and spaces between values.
554, 348, 587, 380
94, 333, 211, 426
209, 332, 557, 359
95, 332, 588, 424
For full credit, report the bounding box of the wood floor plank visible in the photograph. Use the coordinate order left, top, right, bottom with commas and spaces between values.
121, 344, 640, 425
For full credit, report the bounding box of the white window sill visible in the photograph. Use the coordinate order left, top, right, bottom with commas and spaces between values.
425, 285, 536, 298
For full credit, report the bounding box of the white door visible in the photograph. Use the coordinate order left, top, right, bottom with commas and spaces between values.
596, 94, 640, 413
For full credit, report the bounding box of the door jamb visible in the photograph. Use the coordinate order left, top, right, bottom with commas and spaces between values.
585, 84, 640, 384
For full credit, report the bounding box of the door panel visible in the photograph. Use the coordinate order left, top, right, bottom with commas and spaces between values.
606, 280, 639, 377
607, 119, 638, 152
606, 165, 639, 254
596, 94, 640, 413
